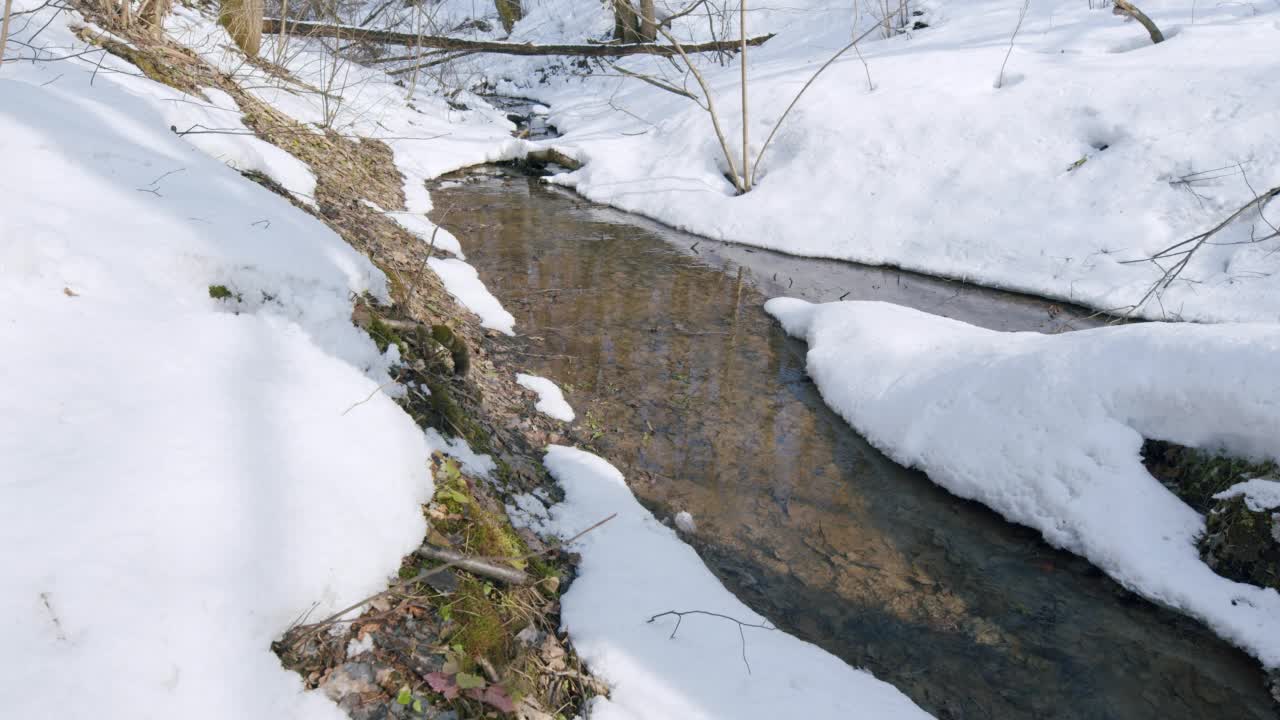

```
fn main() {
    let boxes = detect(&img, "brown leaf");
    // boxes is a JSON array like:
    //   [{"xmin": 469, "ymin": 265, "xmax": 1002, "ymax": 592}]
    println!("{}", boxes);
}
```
[
  {"xmin": 425, "ymin": 671, "xmax": 459, "ymax": 699},
  {"xmin": 466, "ymin": 684, "xmax": 516, "ymax": 714}
]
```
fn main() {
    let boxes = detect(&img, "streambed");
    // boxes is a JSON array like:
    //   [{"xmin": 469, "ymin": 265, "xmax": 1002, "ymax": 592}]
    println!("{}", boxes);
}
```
[{"xmin": 430, "ymin": 167, "xmax": 1273, "ymax": 719}]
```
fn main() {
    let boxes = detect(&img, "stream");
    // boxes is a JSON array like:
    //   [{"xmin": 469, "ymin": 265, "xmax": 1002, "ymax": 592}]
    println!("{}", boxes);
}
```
[{"xmin": 429, "ymin": 166, "xmax": 1274, "ymax": 719}]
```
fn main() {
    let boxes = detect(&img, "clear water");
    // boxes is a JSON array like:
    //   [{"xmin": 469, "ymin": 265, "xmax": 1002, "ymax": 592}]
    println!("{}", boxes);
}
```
[{"xmin": 431, "ymin": 168, "xmax": 1273, "ymax": 719}]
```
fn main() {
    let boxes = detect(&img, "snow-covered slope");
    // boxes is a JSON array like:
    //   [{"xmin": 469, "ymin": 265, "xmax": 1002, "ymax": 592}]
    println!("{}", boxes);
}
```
[
  {"xmin": 766, "ymin": 298, "xmax": 1280, "ymax": 667},
  {"xmin": 0, "ymin": 5, "xmax": 443, "ymax": 718},
  {"xmin": 490, "ymin": 0, "xmax": 1280, "ymax": 323}
]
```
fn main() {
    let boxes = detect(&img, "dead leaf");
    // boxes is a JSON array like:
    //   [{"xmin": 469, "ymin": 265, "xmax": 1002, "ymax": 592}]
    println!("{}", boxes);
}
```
[
  {"xmin": 467, "ymin": 683, "xmax": 516, "ymax": 713},
  {"xmin": 425, "ymin": 671, "xmax": 459, "ymax": 700}
]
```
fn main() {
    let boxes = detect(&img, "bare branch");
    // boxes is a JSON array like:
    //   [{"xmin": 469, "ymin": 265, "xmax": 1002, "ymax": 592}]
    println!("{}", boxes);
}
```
[
  {"xmin": 647, "ymin": 609, "xmax": 775, "ymax": 674},
  {"xmin": 1112, "ymin": 0, "xmax": 1164, "ymax": 43}
]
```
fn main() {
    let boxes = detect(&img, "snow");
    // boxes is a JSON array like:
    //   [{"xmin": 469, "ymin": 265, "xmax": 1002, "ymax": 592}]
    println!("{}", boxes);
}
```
[
  {"xmin": 427, "ymin": 257, "xmax": 517, "ymax": 335},
  {"xmin": 163, "ymin": 3, "xmax": 524, "ymax": 260},
  {"xmin": 1217, "ymin": 479, "xmax": 1280, "ymax": 512},
  {"xmin": 516, "ymin": 373, "xmax": 576, "ymax": 421},
  {"xmin": 480, "ymin": 0, "xmax": 1280, "ymax": 323},
  {"xmin": 673, "ymin": 510, "xmax": 697, "ymax": 533},
  {"xmin": 765, "ymin": 298, "xmax": 1280, "ymax": 667},
  {"xmin": 535, "ymin": 446, "xmax": 933, "ymax": 719},
  {"xmin": 347, "ymin": 633, "xmax": 377, "ymax": 658},
  {"xmin": 424, "ymin": 427, "xmax": 497, "ymax": 478},
  {"xmin": 0, "ymin": 4, "xmax": 444, "ymax": 718},
  {"xmin": 179, "ymin": 87, "xmax": 319, "ymax": 208}
]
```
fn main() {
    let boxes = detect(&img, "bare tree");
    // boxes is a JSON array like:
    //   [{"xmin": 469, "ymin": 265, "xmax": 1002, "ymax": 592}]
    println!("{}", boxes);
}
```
[
  {"xmin": 995, "ymin": 0, "xmax": 1030, "ymax": 89},
  {"xmin": 0, "ymin": 0, "xmax": 14, "ymax": 67},
  {"xmin": 639, "ymin": 0, "xmax": 657, "ymax": 42}
]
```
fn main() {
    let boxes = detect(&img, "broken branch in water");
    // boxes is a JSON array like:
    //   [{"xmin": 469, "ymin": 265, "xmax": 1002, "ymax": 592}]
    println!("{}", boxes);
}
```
[{"xmin": 647, "ymin": 609, "xmax": 775, "ymax": 674}]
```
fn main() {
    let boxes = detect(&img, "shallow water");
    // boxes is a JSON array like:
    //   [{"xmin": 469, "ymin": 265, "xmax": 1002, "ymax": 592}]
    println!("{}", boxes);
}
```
[{"xmin": 431, "ymin": 168, "xmax": 1273, "ymax": 719}]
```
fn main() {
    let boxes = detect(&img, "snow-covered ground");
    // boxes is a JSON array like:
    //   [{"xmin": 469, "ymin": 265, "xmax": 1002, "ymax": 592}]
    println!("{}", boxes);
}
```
[
  {"xmin": 0, "ymin": 3, "xmax": 937, "ymax": 718},
  {"xmin": 521, "ymin": 446, "xmax": 932, "ymax": 720},
  {"xmin": 464, "ymin": 0, "xmax": 1280, "ymax": 323},
  {"xmin": 7, "ymin": 0, "xmax": 1280, "ymax": 713},
  {"xmin": 766, "ymin": 298, "xmax": 1280, "ymax": 667},
  {"xmin": 0, "ymin": 3, "xmax": 454, "ymax": 717}
]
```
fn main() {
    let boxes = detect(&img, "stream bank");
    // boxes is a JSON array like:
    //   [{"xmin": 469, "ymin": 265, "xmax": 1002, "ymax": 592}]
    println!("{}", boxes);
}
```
[{"xmin": 430, "ymin": 166, "xmax": 1277, "ymax": 719}]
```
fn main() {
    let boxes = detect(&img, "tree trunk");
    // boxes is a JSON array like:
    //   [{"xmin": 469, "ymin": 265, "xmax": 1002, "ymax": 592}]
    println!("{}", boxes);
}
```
[
  {"xmin": 639, "ymin": 0, "xmax": 657, "ymax": 42},
  {"xmin": 614, "ymin": 0, "xmax": 640, "ymax": 42},
  {"xmin": 495, "ymin": 0, "xmax": 522, "ymax": 34},
  {"xmin": 221, "ymin": 0, "xmax": 264, "ymax": 56}
]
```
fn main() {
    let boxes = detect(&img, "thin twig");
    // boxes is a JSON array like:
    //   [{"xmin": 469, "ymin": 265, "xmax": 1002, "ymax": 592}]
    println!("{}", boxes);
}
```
[
  {"xmin": 647, "ymin": 609, "xmax": 775, "ymax": 674},
  {"xmin": 995, "ymin": 0, "xmax": 1031, "ymax": 89}
]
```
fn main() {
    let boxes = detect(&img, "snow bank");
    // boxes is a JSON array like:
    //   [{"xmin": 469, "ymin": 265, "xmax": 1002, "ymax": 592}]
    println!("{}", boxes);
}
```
[
  {"xmin": 765, "ymin": 298, "xmax": 1280, "ymax": 667},
  {"xmin": 0, "ymin": 4, "xmax": 438, "ymax": 718},
  {"xmin": 535, "ymin": 446, "xmax": 932, "ymax": 719},
  {"xmin": 427, "ymin": 257, "xmax": 517, "ymax": 334},
  {"xmin": 507, "ymin": 0, "xmax": 1280, "ymax": 323},
  {"xmin": 516, "ymin": 373, "xmax": 576, "ymax": 421},
  {"xmin": 183, "ymin": 87, "xmax": 319, "ymax": 207},
  {"xmin": 163, "ymin": 4, "xmax": 524, "ymax": 259}
]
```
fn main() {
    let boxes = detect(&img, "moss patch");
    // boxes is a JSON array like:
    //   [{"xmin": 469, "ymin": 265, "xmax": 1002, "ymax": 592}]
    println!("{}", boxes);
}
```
[
  {"xmin": 1143, "ymin": 439, "xmax": 1277, "ymax": 512},
  {"xmin": 207, "ymin": 284, "xmax": 235, "ymax": 300},
  {"xmin": 74, "ymin": 27, "xmax": 207, "ymax": 98},
  {"xmin": 1143, "ymin": 439, "xmax": 1280, "ymax": 591}
]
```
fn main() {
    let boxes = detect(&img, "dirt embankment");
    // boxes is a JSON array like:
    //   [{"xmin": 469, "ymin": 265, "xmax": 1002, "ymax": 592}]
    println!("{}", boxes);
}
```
[{"xmin": 73, "ymin": 6, "xmax": 603, "ymax": 717}]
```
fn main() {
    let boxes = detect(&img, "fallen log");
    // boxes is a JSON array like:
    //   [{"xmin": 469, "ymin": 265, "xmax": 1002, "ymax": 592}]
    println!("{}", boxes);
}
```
[{"xmin": 262, "ymin": 18, "xmax": 773, "ymax": 56}]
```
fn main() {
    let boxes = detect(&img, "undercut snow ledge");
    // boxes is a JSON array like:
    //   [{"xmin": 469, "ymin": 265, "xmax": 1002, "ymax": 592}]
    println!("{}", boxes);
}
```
[
  {"xmin": 539, "ymin": 445, "xmax": 932, "ymax": 719},
  {"xmin": 765, "ymin": 298, "xmax": 1280, "ymax": 668}
]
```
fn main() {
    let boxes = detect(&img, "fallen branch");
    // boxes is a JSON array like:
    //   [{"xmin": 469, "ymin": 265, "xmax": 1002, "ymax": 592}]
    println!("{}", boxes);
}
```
[
  {"xmin": 1112, "ymin": 0, "xmax": 1164, "ymax": 44},
  {"xmin": 262, "ymin": 18, "xmax": 773, "ymax": 56},
  {"xmin": 417, "ymin": 545, "xmax": 531, "ymax": 585},
  {"xmin": 291, "ymin": 513, "xmax": 616, "ymax": 633},
  {"xmin": 1120, "ymin": 179, "xmax": 1279, "ymax": 316}
]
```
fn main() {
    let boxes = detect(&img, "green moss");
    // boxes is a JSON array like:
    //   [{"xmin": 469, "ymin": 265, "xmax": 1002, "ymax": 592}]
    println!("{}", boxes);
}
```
[
  {"xmin": 453, "ymin": 576, "xmax": 512, "ymax": 665},
  {"xmin": 1200, "ymin": 495, "xmax": 1280, "ymax": 590},
  {"xmin": 495, "ymin": 0, "xmax": 523, "ymax": 33},
  {"xmin": 208, "ymin": 284, "xmax": 235, "ymax": 300},
  {"xmin": 468, "ymin": 512, "xmax": 528, "ymax": 571},
  {"xmin": 424, "ymin": 377, "xmax": 490, "ymax": 453},
  {"xmin": 430, "ymin": 324, "xmax": 470, "ymax": 376},
  {"xmin": 1142, "ymin": 439, "xmax": 1277, "ymax": 513},
  {"xmin": 1143, "ymin": 439, "xmax": 1280, "ymax": 592},
  {"xmin": 366, "ymin": 316, "xmax": 407, "ymax": 355}
]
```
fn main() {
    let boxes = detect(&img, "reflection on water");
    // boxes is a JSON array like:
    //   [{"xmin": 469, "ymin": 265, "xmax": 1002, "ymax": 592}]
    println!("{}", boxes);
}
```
[{"xmin": 431, "ymin": 168, "xmax": 1272, "ymax": 719}]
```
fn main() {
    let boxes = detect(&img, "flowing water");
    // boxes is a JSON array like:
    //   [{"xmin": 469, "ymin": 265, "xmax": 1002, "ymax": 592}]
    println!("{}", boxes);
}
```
[{"xmin": 430, "ymin": 167, "xmax": 1274, "ymax": 719}]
